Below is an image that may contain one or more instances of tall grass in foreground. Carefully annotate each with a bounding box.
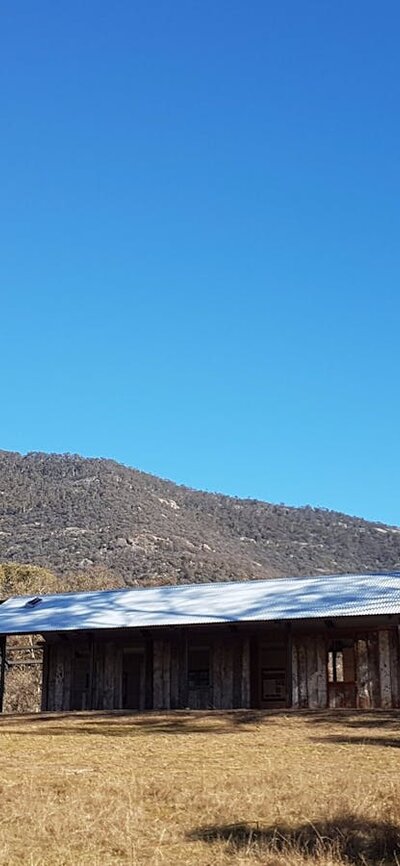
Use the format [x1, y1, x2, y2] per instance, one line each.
[0, 710, 399, 865]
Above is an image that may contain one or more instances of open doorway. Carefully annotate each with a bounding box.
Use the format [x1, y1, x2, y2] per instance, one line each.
[70, 649, 90, 710]
[327, 639, 356, 707]
[259, 641, 287, 709]
[122, 648, 144, 710]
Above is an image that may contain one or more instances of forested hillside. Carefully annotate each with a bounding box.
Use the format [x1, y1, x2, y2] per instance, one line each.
[1, 450, 399, 585]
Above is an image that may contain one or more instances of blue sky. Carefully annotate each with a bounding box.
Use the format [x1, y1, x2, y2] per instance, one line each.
[1, 1, 399, 525]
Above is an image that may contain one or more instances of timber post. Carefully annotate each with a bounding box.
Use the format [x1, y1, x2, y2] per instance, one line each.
[0, 635, 6, 713]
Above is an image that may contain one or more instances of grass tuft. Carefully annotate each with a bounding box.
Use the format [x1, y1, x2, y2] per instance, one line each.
[0, 709, 399, 864]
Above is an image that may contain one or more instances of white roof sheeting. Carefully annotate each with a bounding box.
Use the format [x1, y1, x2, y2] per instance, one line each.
[0, 572, 400, 635]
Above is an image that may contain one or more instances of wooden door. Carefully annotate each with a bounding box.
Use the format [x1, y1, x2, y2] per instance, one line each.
[187, 645, 211, 709]
[122, 650, 143, 710]
[70, 650, 90, 710]
[259, 642, 287, 708]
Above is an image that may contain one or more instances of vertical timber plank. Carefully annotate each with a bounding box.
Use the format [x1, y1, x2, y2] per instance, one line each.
[367, 633, 380, 708]
[41, 643, 50, 711]
[232, 638, 243, 708]
[63, 644, 72, 711]
[153, 640, 162, 709]
[241, 638, 250, 708]
[93, 643, 105, 711]
[389, 629, 400, 708]
[249, 637, 259, 708]
[163, 640, 171, 709]
[145, 639, 153, 710]
[103, 642, 115, 709]
[286, 627, 292, 708]
[356, 639, 370, 708]
[54, 645, 65, 711]
[216, 641, 224, 708]
[88, 636, 95, 711]
[0, 636, 5, 713]
[212, 641, 222, 708]
[222, 639, 234, 709]
[114, 644, 123, 710]
[170, 635, 180, 709]
[291, 640, 299, 709]
[153, 640, 171, 710]
[178, 631, 188, 709]
[298, 643, 308, 708]
[212, 638, 234, 709]
[46, 644, 57, 711]
[316, 635, 327, 709]
[379, 630, 392, 709]
[306, 638, 319, 709]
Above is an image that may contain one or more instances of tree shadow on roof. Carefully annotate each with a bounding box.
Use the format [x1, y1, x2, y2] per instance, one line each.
[188, 813, 400, 865]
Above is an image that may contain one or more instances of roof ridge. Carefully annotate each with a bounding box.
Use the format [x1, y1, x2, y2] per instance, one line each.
[6, 569, 400, 603]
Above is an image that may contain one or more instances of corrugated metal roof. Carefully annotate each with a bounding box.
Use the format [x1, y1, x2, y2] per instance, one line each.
[0, 572, 400, 634]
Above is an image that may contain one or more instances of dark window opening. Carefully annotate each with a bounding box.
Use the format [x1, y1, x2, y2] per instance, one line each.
[188, 646, 210, 690]
[261, 670, 286, 701]
[328, 640, 355, 684]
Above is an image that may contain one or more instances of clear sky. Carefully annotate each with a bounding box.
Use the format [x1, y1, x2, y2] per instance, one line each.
[1, 1, 399, 526]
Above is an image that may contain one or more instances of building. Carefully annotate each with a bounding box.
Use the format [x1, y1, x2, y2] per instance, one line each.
[0, 571, 400, 712]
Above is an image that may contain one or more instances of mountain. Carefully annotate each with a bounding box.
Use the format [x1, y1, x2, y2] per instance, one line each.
[0, 449, 399, 587]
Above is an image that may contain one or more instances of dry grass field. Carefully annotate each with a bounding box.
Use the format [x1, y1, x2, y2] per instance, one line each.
[0, 710, 400, 866]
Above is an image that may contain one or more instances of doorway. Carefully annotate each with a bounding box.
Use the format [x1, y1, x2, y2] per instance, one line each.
[259, 641, 287, 708]
[122, 649, 144, 710]
[70, 649, 90, 710]
[327, 639, 356, 707]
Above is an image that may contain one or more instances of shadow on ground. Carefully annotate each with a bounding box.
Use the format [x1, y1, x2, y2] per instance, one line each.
[311, 734, 400, 749]
[0, 709, 291, 737]
[307, 711, 400, 730]
[188, 813, 400, 865]
[0, 709, 400, 741]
